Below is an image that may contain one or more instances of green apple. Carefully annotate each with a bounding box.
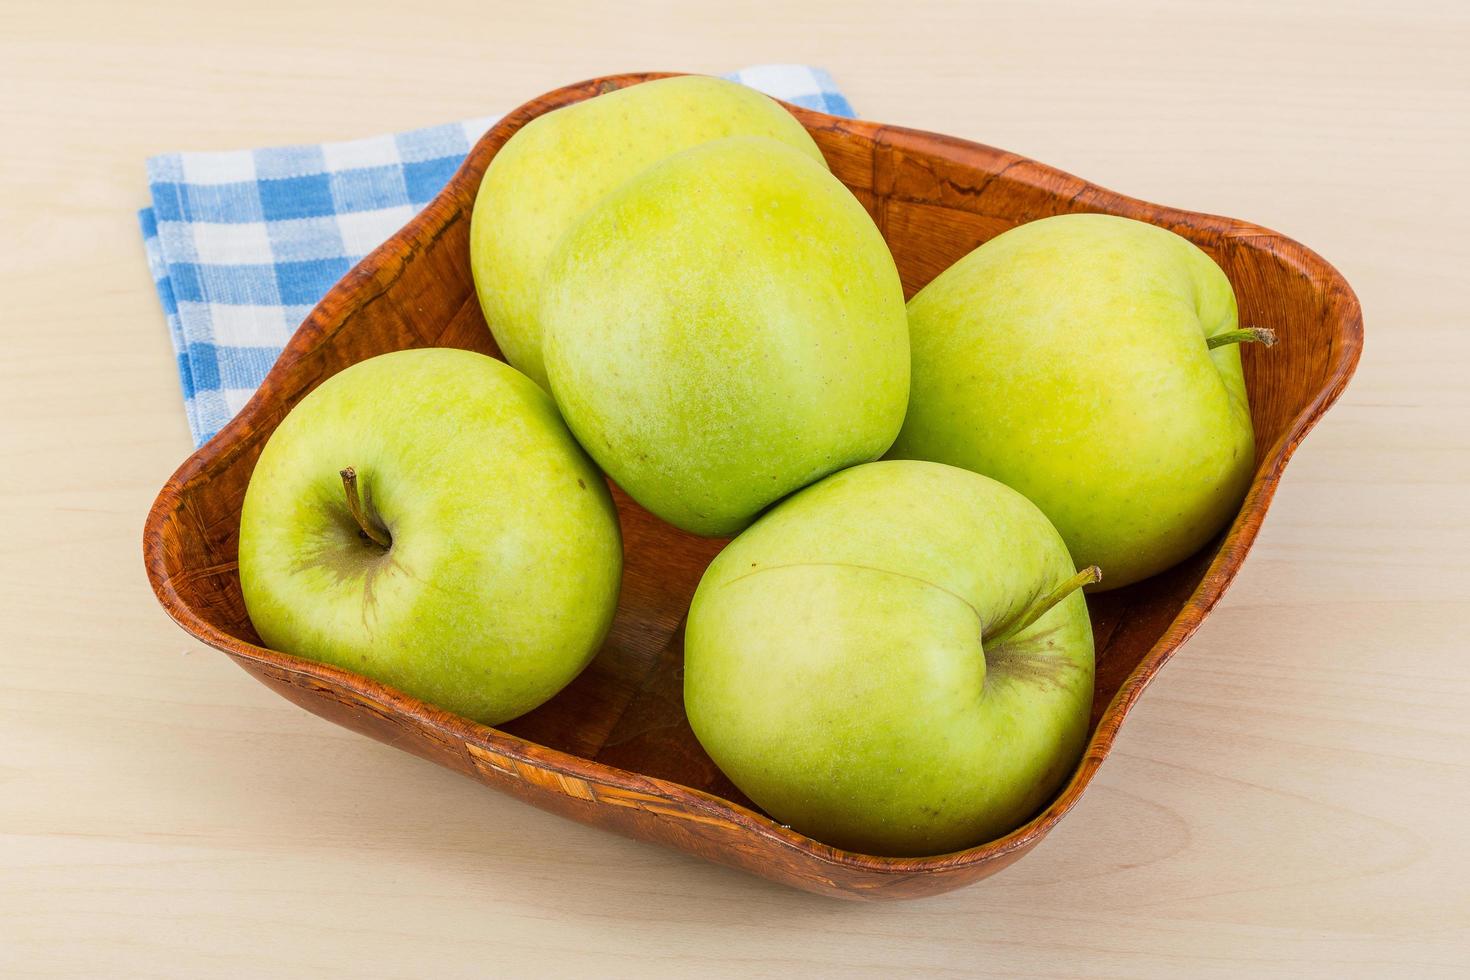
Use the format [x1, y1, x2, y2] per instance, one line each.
[889, 213, 1272, 590]
[684, 460, 1096, 856]
[238, 348, 622, 726]
[540, 136, 909, 537]
[470, 74, 825, 390]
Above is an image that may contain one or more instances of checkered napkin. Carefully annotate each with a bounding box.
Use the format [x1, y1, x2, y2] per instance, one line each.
[140, 65, 855, 446]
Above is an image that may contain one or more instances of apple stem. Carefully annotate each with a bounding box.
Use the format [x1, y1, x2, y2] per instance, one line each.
[1207, 327, 1277, 350]
[339, 467, 391, 550]
[987, 565, 1102, 646]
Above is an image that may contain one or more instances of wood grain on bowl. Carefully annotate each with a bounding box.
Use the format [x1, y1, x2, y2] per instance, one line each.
[142, 72, 1363, 900]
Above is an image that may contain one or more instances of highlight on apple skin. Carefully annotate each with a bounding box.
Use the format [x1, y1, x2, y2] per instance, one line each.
[237, 348, 623, 726]
[683, 459, 1096, 857]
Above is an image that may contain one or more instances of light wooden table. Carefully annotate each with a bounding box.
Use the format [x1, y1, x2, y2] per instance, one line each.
[3, 1, 1467, 976]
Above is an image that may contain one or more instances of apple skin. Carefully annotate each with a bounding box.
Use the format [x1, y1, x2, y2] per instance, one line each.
[541, 136, 910, 537]
[238, 348, 623, 726]
[684, 459, 1094, 857]
[470, 75, 825, 390]
[888, 213, 1256, 590]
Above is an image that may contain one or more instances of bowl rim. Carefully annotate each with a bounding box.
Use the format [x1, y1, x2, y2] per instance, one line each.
[142, 71, 1365, 877]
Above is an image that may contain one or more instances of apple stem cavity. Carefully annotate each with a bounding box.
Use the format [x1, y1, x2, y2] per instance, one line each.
[339, 467, 392, 550]
[1207, 326, 1277, 351]
[987, 565, 1102, 647]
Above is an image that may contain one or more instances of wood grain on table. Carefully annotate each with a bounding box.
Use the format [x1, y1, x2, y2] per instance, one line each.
[2, 0, 1467, 976]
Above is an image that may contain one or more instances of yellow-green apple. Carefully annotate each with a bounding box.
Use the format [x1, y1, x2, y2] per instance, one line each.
[890, 213, 1272, 589]
[470, 75, 825, 389]
[540, 136, 909, 536]
[238, 348, 622, 726]
[684, 459, 1097, 856]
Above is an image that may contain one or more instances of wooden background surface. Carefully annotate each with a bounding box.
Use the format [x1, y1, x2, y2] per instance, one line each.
[2, 0, 1467, 975]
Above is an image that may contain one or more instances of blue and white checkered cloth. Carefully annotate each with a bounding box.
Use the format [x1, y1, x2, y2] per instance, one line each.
[140, 65, 855, 445]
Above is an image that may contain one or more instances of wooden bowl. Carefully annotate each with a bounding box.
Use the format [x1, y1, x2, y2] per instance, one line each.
[142, 72, 1363, 900]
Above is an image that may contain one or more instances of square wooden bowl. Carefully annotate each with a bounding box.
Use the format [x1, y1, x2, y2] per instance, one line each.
[142, 72, 1363, 900]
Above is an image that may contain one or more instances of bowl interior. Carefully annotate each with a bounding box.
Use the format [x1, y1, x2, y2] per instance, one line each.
[148, 77, 1360, 844]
